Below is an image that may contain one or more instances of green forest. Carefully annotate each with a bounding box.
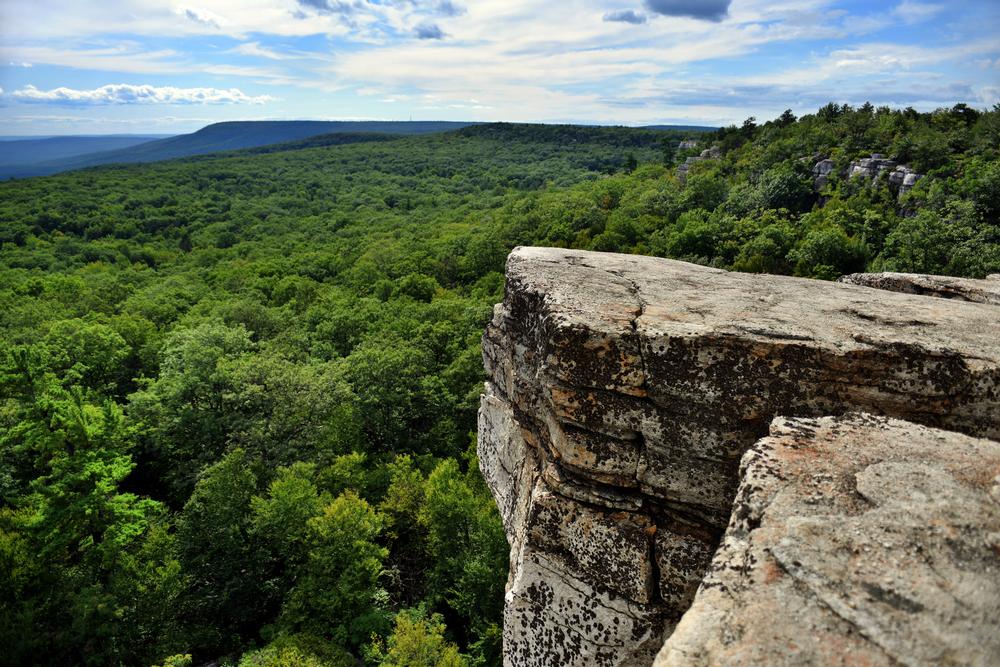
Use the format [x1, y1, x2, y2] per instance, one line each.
[1, 104, 998, 667]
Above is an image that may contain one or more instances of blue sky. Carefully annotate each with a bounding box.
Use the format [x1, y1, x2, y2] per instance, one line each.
[0, 0, 998, 135]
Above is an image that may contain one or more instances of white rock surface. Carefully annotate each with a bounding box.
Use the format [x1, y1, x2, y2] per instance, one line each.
[656, 414, 1000, 667]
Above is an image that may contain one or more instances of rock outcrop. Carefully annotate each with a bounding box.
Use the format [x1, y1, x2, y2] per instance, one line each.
[811, 154, 923, 200]
[676, 146, 721, 183]
[839, 271, 1000, 305]
[479, 247, 1000, 666]
[848, 153, 923, 198]
[655, 414, 1000, 667]
[812, 157, 836, 191]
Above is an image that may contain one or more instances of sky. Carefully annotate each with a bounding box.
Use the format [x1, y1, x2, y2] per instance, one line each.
[0, 0, 998, 135]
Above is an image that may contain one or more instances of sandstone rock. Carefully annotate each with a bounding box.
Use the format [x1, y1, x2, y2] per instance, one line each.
[812, 158, 835, 191]
[848, 154, 923, 200]
[839, 271, 1000, 305]
[505, 547, 668, 667]
[479, 247, 1000, 667]
[677, 140, 699, 150]
[655, 414, 1000, 667]
[850, 154, 898, 180]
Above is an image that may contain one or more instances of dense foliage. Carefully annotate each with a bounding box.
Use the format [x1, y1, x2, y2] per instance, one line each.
[1, 108, 997, 666]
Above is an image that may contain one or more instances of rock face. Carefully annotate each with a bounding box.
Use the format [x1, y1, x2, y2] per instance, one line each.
[479, 247, 1000, 666]
[848, 153, 923, 198]
[812, 158, 836, 191]
[839, 271, 1000, 305]
[811, 154, 923, 199]
[656, 414, 1000, 667]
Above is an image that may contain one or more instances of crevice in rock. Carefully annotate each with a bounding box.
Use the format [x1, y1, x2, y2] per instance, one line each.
[479, 248, 1000, 667]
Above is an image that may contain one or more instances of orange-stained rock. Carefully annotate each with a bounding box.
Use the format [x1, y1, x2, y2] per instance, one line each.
[478, 247, 1000, 667]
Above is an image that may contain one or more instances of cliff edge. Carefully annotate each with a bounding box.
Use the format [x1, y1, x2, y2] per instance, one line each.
[478, 247, 1000, 666]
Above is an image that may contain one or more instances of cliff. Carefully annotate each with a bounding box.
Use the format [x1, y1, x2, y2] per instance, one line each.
[478, 247, 1000, 666]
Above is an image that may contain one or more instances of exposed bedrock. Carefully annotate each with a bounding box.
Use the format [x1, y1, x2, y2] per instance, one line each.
[655, 414, 1000, 667]
[478, 247, 1000, 666]
[839, 271, 1000, 305]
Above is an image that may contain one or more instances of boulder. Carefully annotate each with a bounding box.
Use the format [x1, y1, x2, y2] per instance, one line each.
[655, 414, 1000, 667]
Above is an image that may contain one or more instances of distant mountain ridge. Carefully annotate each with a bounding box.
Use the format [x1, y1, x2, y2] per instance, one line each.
[0, 135, 170, 169]
[0, 120, 718, 179]
[639, 124, 718, 132]
[0, 121, 476, 179]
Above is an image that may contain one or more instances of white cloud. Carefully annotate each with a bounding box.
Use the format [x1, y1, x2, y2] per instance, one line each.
[2, 44, 186, 75]
[892, 0, 943, 24]
[0, 44, 301, 84]
[0, 0, 351, 40]
[0, 0, 996, 127]
[181, 7, 222, 29]
[11, 83, 275, 105]
[232, 41, 290, 59]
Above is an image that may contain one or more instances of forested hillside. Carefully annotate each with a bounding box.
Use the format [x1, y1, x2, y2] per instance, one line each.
[1, 107, 997, 667]
[0, 121, 476, 178]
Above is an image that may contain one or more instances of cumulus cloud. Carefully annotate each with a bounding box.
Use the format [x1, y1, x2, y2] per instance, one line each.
[604, 10, 647, 24]
[644, 0, 730, 22]
[11, 84, 274, 106]
[8, 61, 33, 68]
[415, 23, 445, 39]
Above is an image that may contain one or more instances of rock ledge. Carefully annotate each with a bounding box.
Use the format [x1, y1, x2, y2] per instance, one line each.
[479, 247, 1000, 666]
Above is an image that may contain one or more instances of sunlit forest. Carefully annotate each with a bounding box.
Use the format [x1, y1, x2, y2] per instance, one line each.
[1, 105, 998, 667]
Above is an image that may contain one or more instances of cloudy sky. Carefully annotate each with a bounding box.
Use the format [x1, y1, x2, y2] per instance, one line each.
[0, 0, 998, 135]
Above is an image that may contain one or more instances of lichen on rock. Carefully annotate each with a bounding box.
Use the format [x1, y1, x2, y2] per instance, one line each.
[478, 247, 1000, 667]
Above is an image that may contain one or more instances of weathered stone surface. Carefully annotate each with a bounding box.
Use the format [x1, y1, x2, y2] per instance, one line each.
[850, 153, 896, 178]
[812, 157, 835, 191]
[845, 154, 923, 200]
[839, 271, 1000, 305]
[655, 414, 1000, 667]
[505, 547, 668, 667]
[479, 247, 1000, 667]
[526, 486, 656, 603]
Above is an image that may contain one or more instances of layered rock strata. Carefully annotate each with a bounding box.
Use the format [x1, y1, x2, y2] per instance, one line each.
[656, 414, 1000, 667]
[478, 247, 1000, 666]
[811, 154, 923, 200]
[848, 154, 923, 196]
[839, 271, 1000, 305]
